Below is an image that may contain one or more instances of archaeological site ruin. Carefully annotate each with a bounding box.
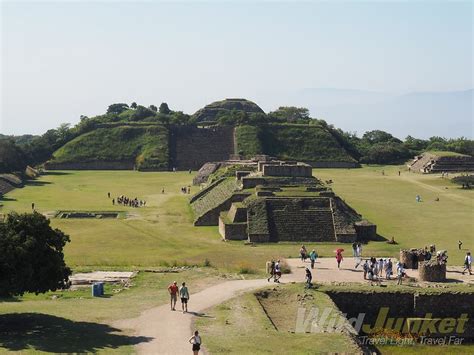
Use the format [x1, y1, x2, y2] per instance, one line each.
[190, 157, 377, 243]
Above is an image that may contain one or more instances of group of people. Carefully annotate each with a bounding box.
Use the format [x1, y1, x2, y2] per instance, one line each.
[267, 259, 282, 283]
[112, 193, 146, 208]
[362, 257, 396, 281]
[167, 281, 190, 313]
[181, 186, 191, 194]
[167, 281, 202, 354]
[299, 245, 318, 269]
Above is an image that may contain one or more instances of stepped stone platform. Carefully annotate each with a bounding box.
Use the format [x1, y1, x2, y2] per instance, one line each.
[191, 158, 375, 243]
[408, 153, 474, 173]
[0, 174, 23, 196]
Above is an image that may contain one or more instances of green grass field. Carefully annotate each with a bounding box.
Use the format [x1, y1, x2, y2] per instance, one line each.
[1, 166, 471, 268]
[0, 166, 472, 353]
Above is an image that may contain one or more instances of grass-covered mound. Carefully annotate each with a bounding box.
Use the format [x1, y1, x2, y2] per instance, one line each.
[235, 124, 357, 163]
[193, 98, 264, 123]
[51, 125, 169, 170]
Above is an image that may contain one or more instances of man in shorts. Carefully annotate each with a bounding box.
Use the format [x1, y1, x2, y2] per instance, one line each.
[179, 282, 190, 313]
[167, 281, 179, 311]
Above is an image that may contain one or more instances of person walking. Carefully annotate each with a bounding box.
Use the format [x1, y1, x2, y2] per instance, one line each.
[267, 260, 275, 282]
[396, 262, 406, 285]
[462, 252, 472, 275]
[189, 330, 202, 354]
[167, 281, 179, 311]
[179, 282, 190, 313]
[356, 243, 362, 257]
[300, 245, 308, 262]
[335, 249, 343, 269]
[386, 259, 393, 280]
[309, 249, 318, 269]
[274, 260, 282, 283]
[363, 260, 369, 279]
[378, 259, 384, 279]
[305, 267, 313, 289]
[351, 242, 357, 257]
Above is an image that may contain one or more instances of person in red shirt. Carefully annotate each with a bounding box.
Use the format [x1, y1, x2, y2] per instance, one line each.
[168, 281, 179, 311]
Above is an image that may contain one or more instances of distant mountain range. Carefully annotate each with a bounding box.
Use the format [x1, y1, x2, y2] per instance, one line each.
[255, 88, 473, 139]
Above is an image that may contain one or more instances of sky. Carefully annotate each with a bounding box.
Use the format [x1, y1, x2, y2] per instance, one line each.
[1, 0, 473, 136]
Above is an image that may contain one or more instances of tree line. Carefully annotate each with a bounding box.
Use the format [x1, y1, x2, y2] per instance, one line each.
[0, 102, 472, 173]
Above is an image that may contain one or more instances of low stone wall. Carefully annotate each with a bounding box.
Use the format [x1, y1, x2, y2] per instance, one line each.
[45, 161, 135, 170]
[241, 176, 317, 189]
[262, 164, 312, 177]
[227, 203, 247, 223]
[218, 216, 247, 240]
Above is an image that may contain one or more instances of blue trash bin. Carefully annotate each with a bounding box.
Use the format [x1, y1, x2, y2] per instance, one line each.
[98, 282, 104, 296]
[92, 282, 105, 297]
[92, 283, 99, 297]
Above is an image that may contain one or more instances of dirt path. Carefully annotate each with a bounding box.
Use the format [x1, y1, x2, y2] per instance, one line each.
[114, 279, 268, 354]
[114, 258, 472, 354]
[285, 257, 474, 284]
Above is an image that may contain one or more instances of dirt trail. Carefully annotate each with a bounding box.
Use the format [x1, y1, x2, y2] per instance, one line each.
[114, 258, 472, 354]
[114, 279, 267, 355]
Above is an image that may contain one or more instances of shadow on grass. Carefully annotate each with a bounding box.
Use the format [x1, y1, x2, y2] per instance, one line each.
[24, 180, 52, 186]
[43, 171, 71, 176]
[0, 313, 152, 353]
[0, 197, 16, 202]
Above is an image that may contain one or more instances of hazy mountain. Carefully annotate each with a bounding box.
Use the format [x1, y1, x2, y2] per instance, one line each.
[256, 88, 473, 139]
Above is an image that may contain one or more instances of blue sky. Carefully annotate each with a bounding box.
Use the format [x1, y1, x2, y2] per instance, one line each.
[1, 1, 472, 135]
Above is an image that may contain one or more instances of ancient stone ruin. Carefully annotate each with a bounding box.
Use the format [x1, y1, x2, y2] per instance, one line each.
[418, 260, 447, 282]
[190, 158, 377, 243]
[408, 152, 474, 173]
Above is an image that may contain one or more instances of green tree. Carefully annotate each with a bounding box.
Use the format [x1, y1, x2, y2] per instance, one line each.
[0, 139, 27, 173]
[131, 106, 155, 121]
[0, 212, 71, 297]
[268, 106, 310, 123]
[106, 103, 129, 114]
[149, 105, 158, 112]
[362, 130, 401, 145]
[159, 102, 171, 115]
[130, 102, 138, 109]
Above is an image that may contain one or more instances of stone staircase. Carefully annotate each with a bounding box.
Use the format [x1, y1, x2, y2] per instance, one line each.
[170, 126, 235, 170]
[266, 198, 336, 242]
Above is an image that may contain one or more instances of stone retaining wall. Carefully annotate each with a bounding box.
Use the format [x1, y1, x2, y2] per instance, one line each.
[327, 290, 474, 338]
[169, 126, 235, 170]
[218, 217, 247, 240]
